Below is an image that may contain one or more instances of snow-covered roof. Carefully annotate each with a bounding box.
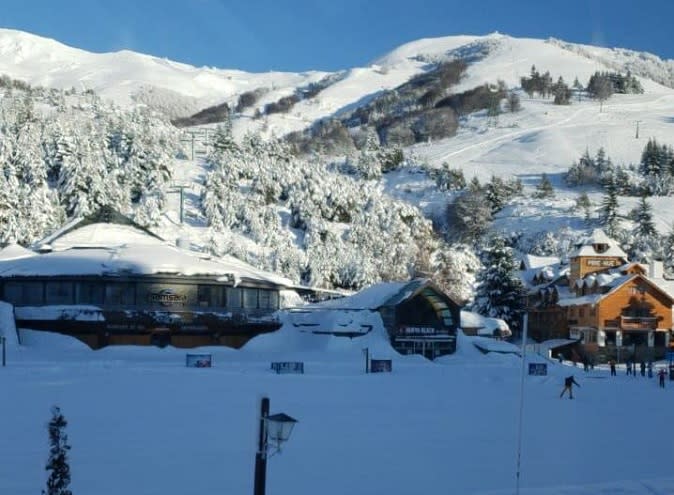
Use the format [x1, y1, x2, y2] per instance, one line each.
[286, 308, 383, 337]
[472, 336, 521, 354]
[0, 243, 37, 261]
[556, 293, 603, 307]
[309, 279, 425, 310]
[570, 229, 627, 259]
[460, 310, 511, 337]
[41, 223, 165, 250]
[520, 253, 560, 271]
[0, 243, 293, 286]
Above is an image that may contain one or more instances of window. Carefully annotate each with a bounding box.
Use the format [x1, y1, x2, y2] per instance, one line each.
[77, 282, 104, 305]
[197, 285, 222, 307]
[258, 289, 272, 309]
[45, 281, 75, 305]
[3, 281, 44, 306]
[579, 307, 585, 318]
[105, 283, 136, 306]
[243, 288, 258, 309]
[226, 287, 242, 309]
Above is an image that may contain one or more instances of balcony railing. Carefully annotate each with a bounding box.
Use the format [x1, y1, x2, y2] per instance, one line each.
[620, 316, 658, 330]
[603, 316, 658, 330]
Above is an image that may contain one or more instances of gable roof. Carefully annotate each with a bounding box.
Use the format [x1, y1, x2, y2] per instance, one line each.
[309, 278, 461, 310]
[35, 205, 164, 250]
[0, 243, 38, 261]
[569, 228, 627, 259]
[559, 273, 674, 307]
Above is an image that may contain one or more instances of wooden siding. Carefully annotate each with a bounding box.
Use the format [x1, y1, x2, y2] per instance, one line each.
[596, 277, 672, 331]
[569, 256, 624, 287]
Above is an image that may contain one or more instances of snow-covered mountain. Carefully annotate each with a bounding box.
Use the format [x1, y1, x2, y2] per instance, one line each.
[1, 28, 672, 127]
[2, 28, 674, 296]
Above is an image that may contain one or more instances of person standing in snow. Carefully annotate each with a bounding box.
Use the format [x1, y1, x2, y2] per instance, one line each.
[658, 368, 666, 388]
[640, 361, 646, 377]
[560, 375, 580, 399]
[609, 359, 616, 376]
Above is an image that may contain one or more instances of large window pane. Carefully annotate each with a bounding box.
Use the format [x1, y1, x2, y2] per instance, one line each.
[197, 285, 223, 307]
[105, 283, 136, 306]
[226, 288, 241, 309]
[243, 288, 258, 309]
[258, 290, 271, 309]
[77, 282, 104, 305]
[3, 281, 44, 306]
[45, 281, 74, 305]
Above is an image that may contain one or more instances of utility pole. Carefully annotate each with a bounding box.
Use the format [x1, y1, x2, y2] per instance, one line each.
[191, 132, 195, 160]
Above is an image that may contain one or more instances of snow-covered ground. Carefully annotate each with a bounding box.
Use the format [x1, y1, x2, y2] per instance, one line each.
[2, 324, 674, 495]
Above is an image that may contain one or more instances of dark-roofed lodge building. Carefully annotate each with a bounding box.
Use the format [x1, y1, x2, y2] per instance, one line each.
[0, 207, 292, 349]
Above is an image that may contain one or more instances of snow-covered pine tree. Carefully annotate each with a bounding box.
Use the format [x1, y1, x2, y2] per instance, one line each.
[663, 222, 674, 277]
[446, 189, 492, 244]
[470, 235, 526, 335]
[639, 138, 673, 195]
[575, 192, 592, 221]
[433, 243, 480, 304]
[599, 176, 620, 237]
[354, 132, 382, 180]
[628, 196, 660, 262]
[533, 173, 555, 199]
[56, 125, 109, 217]
[211, 119, 239, 156]
[43, 406, 72, 495]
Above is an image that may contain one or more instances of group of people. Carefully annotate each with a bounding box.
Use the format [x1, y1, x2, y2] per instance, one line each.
[609, 359, 651, 377]
[607, 359, 668, 387]
[561, 358, 670, 399]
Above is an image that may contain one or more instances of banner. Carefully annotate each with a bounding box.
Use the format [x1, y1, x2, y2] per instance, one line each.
[370, 359, 392, 373]
[186, 354, 212, 368]
[271, 361, 304, 374]
[528, 363, 547, 376]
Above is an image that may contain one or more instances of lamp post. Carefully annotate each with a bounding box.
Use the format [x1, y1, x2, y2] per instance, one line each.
[253, 397, 298, 495]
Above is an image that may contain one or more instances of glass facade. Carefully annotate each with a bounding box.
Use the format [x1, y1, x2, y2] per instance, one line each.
[3, 281, 43, 306]
[77, 282, 105, 305]
[45, 281, 75, 305]
[2, 279, 281, 311]
[105, 282, 136, 306]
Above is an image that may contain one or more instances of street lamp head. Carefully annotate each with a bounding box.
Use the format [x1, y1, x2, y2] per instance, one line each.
[265, 413, 298, 447]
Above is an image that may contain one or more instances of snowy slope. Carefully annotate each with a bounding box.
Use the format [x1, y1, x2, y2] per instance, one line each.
[1, 28, 672, 129]
[3, 327, 674, 495]
[3, 28, 674, 272]
[0, 28, 326, 116]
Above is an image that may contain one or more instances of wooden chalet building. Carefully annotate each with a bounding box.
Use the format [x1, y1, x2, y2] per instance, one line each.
[523, 229, 674, 363]
[0, 207, 293, 349]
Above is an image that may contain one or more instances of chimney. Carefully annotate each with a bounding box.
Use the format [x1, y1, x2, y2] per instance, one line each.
[649, 260, 663, 279]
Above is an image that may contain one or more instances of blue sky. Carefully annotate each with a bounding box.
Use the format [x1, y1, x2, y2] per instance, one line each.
[1, 0, 673, 72]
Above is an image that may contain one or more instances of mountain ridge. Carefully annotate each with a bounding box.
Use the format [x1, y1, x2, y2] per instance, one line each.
[1, 28, 672, 127]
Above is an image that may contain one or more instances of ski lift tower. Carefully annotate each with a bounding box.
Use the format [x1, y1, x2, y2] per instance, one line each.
[169, 183, 190, 224]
